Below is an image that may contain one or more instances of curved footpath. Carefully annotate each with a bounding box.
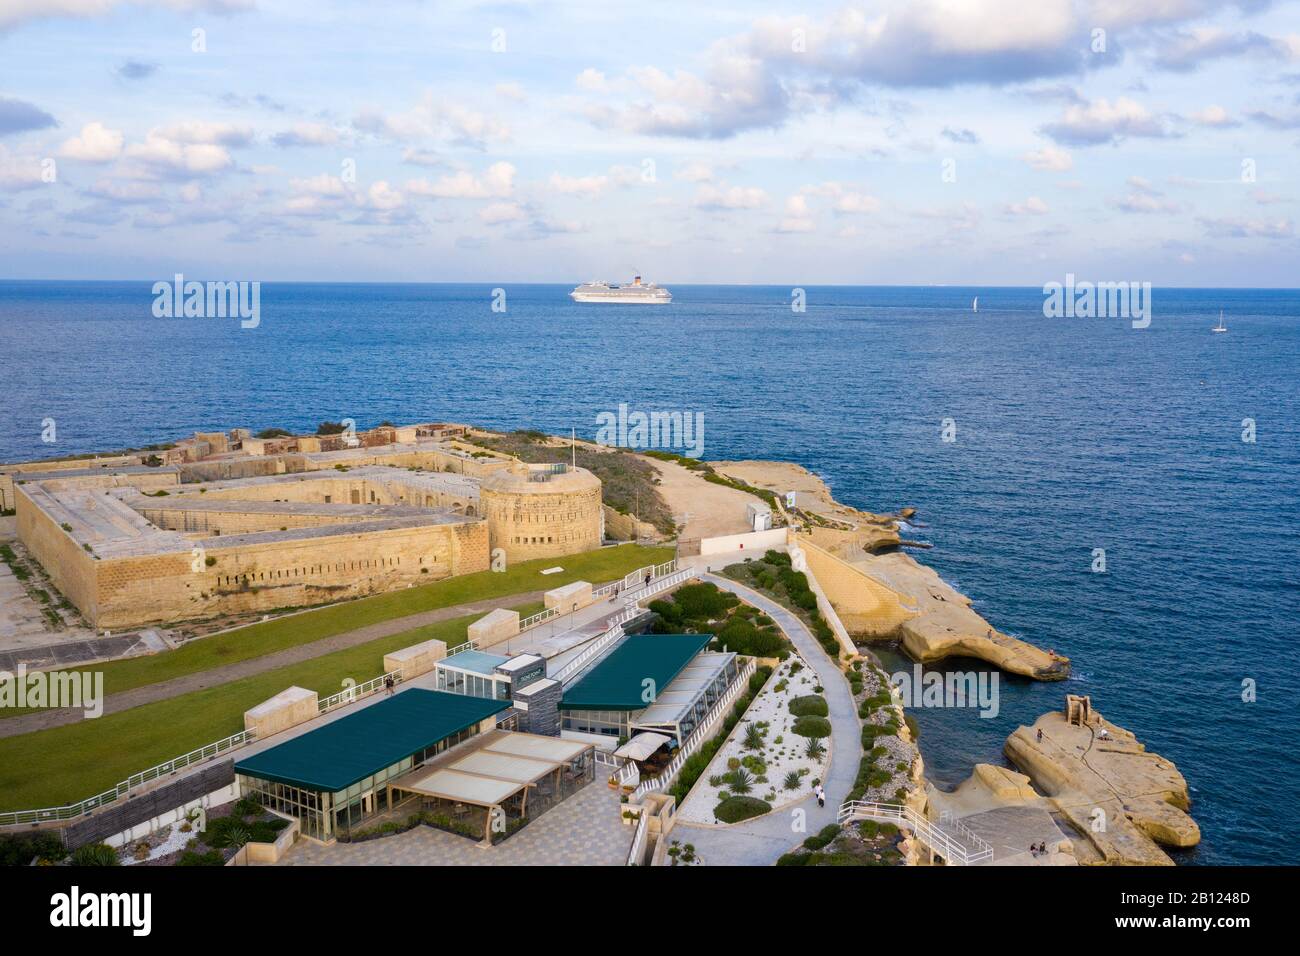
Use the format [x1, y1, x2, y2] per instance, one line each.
[669, 573, 860, 866]
[0, 590, 546, 739]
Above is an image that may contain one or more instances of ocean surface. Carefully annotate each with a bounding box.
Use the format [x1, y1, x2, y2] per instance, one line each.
[1, 280, 1297, 865]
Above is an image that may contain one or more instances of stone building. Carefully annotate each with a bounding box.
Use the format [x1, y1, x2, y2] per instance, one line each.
[479, 462, 604, 563]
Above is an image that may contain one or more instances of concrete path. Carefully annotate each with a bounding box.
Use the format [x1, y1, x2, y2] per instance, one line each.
[669, 573, 860, 866]
[0, 590, 546, 739]
[276, 780, 631, 866]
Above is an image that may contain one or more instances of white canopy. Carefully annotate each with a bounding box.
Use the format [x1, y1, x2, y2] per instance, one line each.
[614, 731, 672, 762]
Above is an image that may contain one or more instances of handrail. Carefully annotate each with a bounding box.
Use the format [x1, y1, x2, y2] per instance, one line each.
[553, 624, 626, 685]
[0, 728, 257, 828]
[317, 670, 403, 715]
[626, 810, 651, 866]
[630, 657, 756, 801]
[838, 801, 993, 865]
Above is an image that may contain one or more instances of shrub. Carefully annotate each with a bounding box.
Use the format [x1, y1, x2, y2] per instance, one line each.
[69, 843, 119, 866]
[776, 851, 812, 866]
[713, 796, 771, 824]
[0, 832, 66, 866]
[792, 715, 832, 738]
[803, 824, 841, 851]
[788, 694, 829, 718]
[726, 769, 754, 795]
[804, 737, 826, 760]
[672, 582, 739, 621]
[742, 723, 765, 751]
[782, 770, 802, 791]
[177, 849, 225, 866]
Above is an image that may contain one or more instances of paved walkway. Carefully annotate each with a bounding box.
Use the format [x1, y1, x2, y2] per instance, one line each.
[0, 590, 546, 738]
[669, 573, 860, 866]
[276, 780, 632, 866]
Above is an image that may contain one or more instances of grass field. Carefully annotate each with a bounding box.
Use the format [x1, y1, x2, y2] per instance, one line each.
[0, 544, 671, 720]
[0, 609, 504, 811]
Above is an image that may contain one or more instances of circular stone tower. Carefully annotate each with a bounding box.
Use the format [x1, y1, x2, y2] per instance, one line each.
[480, 462, 603, 563]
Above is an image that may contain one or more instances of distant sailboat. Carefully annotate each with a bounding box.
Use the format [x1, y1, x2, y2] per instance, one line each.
[1212, 310, 1227, 333]
[972, 296, 978, 313]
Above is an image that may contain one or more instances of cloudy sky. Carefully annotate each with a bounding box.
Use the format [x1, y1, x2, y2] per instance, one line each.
[2, 0, 1299, 285]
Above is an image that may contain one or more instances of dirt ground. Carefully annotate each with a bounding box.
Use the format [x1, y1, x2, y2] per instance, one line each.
[643, 457, 758, 540]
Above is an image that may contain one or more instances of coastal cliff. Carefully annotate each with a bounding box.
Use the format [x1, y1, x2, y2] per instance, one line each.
[1003, 707, 1200, 865]
[710, 460, 1068, 680]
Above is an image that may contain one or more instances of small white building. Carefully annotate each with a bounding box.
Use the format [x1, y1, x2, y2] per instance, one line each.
[747, 501, 773, 532]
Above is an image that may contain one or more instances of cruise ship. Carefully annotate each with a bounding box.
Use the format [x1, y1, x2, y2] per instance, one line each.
[570, 276, 672, 304]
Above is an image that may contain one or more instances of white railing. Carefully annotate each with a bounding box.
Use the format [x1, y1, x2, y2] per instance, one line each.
[837, 801, 993, 866]
[0, 728, 257, 828]
[553, 624, 626, 685]
[626, 811, 651, 866]
[615, 760, 640, 787]
[519, 606, 560, 631]
[318, 670, 403, 715]
[593, 750, 623, 773]
[444, 640, 480, 659]
[630, 657, 757, 801]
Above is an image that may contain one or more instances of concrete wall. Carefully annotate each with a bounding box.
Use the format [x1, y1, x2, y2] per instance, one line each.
[468, 608, 520, 648]
[794, 535, 913, 636]
[698, 527, 789, 556]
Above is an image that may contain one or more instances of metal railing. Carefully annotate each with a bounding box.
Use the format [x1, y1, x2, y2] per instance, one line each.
[630, 656, 757, 801]
[626, 811, 651, 866]
[837, 801, 993, 866]
[443, 639, 480, 659]
[0, 728, 256, 828]
[318, 670, 403, 715]
[552, 624, 626, 685]
[518, 606, 560, 631]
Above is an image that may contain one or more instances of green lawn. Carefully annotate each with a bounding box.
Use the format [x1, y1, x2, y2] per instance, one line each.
[0, 610, 498, 811]
[1, 543, 671, 720]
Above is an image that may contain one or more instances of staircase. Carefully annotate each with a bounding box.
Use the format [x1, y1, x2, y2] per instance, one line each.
[838, 801, 993, 866]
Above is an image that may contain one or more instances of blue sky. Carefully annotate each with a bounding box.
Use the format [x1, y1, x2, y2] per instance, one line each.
[2, 0, 1299, 285]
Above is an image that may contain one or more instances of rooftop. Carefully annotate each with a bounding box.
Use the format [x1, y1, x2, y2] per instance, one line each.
[234, 689, 508, 792]
[559, 633, 712, 712]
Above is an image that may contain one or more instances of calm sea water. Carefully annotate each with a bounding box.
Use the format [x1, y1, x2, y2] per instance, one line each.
[1, 280, 1297, 865]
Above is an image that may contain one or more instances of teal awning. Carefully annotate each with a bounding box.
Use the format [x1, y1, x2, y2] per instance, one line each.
[559, 633, 711, 712]
[235, 689, 507, 792]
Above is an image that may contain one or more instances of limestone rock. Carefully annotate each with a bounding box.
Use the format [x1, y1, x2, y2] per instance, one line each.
[1004, 710, 1200, 866]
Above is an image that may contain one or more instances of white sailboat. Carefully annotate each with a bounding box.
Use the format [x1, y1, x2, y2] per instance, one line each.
[972, 296, 978, 313]
[1212, 310, 1227, 333]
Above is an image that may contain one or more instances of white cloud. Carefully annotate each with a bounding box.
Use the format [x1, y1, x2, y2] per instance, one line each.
[1040, 97, 1172, 146]
[59, 122, 123, 162]
[694, 183, 769, 210]
[1189, 105, 1239, 128]
[1022, 144, 1073, 171]
[0, 0, 254, 33]
[548, 172, 608, 196]
[406, 161, 515, 199]
[1005, 196, 1049, 215]
[675, 162, 714, 183]
[354, 94, 510, 149]
[575, 68, 608, 91]
[479, 201, 525, 225]
[0, 144, 46, 191]
[272, 122, 341, 147]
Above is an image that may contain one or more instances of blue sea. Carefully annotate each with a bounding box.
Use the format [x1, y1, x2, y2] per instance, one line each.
[1, 280, 1296, 865]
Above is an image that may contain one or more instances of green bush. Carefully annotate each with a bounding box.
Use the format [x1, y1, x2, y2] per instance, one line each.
[672, 582, 739, 621]
[788, 694, 829, 718]
[69, 843, 119, 866]
[776, 851, 811, 866]
[178, 849, 225, 866]
[0, 832, 65, 867]
[803, 824, 841, 851]
[713, 796, 771, 824]
[792, 715, 832, 738]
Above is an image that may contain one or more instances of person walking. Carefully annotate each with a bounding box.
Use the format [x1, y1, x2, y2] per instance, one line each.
[384, 675, 395, 697]
[815, 783, 825, 808]
[644, 571, 652, 590]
